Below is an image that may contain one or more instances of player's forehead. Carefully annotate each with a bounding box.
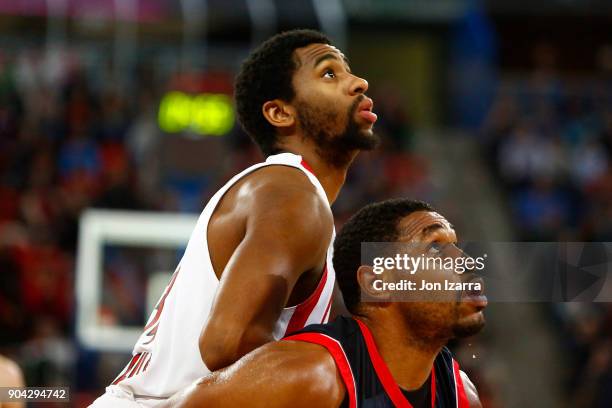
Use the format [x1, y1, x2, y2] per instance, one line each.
[293, 43, 348, 69]
[396, 211, 455, 242]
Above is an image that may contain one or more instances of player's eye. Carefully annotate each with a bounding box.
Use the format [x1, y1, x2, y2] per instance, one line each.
[323, 69, 336, 79]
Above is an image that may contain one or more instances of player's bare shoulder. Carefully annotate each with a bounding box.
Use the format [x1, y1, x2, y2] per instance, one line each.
[243, 165, 330, 214]
[207, 164, 332, 279]
[240, 165, 333, 241]
[215, 340, 345, 408]
[248, 340, 345, 408]
[213, 164, 332, 228]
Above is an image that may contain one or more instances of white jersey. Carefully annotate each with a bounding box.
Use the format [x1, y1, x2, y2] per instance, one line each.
[104, 153, 336, 406]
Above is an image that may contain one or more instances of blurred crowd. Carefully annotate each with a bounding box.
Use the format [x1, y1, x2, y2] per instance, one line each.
[483, 42, 612, 407]
[0, 48, 159, 400]
[483, 43, 612, 242]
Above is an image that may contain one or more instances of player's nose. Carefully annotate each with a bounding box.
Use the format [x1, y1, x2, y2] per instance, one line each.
[349, 75, 368, 95]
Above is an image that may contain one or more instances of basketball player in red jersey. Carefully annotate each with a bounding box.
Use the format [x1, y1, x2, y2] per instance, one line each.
[92, 30, 379, 407]
[164, 199, 484, 408]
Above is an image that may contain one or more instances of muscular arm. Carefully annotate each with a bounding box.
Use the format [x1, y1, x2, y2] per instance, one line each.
[167, 340, 345, 408]
[200, 167, 333, 371]
[460, 370, 483, 408]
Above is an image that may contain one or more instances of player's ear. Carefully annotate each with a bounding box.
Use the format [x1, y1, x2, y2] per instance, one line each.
[357, 265, 392, 303]
[262, 99, 295, 128]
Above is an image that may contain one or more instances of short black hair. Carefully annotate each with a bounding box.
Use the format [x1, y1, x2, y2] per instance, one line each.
[234, 29, 331, 156]
[333, 199, 435, 313]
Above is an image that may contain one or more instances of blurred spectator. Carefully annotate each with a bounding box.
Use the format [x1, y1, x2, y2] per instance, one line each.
[484, 40, 612, 406]
[498, 119, 565, 186]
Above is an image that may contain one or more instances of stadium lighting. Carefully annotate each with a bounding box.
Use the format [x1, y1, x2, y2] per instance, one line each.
[158, 91, 235, 136]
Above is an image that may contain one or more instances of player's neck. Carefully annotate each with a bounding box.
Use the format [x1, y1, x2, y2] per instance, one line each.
[358, 311, 446, 392]
[274, 144, 357, 204]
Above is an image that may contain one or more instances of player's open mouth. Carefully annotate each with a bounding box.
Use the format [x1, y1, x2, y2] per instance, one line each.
[357, 97, 377, 124]
[461, 276, 487, 311]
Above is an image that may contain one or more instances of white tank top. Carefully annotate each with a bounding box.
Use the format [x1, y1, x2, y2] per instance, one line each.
[106, 153, 336, 405]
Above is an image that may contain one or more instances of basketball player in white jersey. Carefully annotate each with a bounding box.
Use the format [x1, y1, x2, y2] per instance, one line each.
[91, 29, 379, 407]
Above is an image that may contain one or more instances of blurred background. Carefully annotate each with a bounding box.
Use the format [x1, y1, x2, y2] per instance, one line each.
[0, 0, 611, 406]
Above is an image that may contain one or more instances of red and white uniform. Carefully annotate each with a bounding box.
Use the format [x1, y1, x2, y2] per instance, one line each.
[91, 153, 336, 407]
